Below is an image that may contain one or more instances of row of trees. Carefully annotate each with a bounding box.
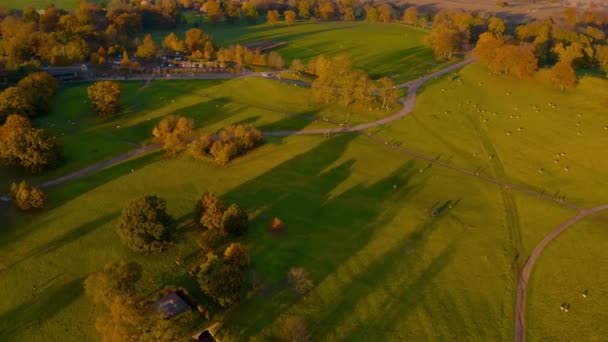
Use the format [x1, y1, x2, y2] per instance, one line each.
[472, 7, 608, 90]
[152, 115, 264, 163]
[0, 71, 57, 120]
[0, 0, 186, 68]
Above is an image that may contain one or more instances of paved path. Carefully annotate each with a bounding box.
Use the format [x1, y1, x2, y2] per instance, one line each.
[32, 58, 475, 190]
[514, 204, 608, 342]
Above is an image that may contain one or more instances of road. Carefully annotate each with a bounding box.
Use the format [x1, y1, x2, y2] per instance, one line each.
[514, 205, 608, 342]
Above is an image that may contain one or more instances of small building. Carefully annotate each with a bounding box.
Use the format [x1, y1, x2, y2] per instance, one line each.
[147, 292, 192, 319]
[42, 63, 93, 81]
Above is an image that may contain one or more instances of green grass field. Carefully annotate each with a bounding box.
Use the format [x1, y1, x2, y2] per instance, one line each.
[0, 76, 398, 193]
[1, 129, 558, 341]
[369, 63, 608, 208]
[1, 17, 607, 342]
[150, 20, 448, 83]
[527, 212, 608, 341]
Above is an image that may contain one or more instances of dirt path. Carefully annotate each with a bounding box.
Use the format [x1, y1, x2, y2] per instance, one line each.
[514, 205, 608, 342]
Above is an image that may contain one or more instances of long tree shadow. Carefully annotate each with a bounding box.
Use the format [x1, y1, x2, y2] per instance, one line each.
[215, 133, 428, 338]
[0, 276, 84, 340]
[0, 213, 118, 273]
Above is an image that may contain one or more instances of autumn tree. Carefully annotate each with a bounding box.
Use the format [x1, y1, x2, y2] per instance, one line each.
[152, 115, 195, 157]
[298, 0, 311, 19]
[17, 72, 57, 117]
[224, 242, 250, 267]
[424, 24, 461, 59]
[222, 203, 248, 235]
[550, 61, 577, 91]
[284, 10, 297, 25]
[402, 7, 418, 25]
[195, 192, 225, 230]
[204, 0, 224, 24]
[489, 43, 538, 78]
[135, 34, 157, 59]
[488, 16, 506, 38]
[10, 181, 45, 210]
[84, 259, 142, 307]
[162, 32, 185, 53]
[596, 44, 608, 73]
[377, 77, 397, 109]
[0, 87, 33, 118]
[0, 114, 58, 173]
[116, 195, 176, 254]
[209, 139, 238, 165]
[365, 6, 378, 23]
[267, 10, 279, 25]
[473, 32, 504, 63]
[318, 2, 335, 20]
[378, 4, 393, 23]
[189, 135, 212, 160]
[87, 81, 121, 118]
[184, 28, 211, 53]
[94, 295, 144, 342]
[267, 51, 285, 69]
[244, 2, 259, 23]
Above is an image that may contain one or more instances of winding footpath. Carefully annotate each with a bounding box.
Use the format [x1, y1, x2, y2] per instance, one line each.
[39, 58, 475, 188]
[514, 205, 608, 342]
[10, 56, 608, 341]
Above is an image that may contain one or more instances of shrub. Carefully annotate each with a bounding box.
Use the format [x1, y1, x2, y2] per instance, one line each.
[10, 181, 45, 210]
[222, 204, 248, 235]
[288, 267, 313, 296]
[269, 217, 286, 231]
[224, 242, 250, 267]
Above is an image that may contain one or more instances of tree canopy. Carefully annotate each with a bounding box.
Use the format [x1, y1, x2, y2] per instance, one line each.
[10, 181, 45, 210]
[0, 114, 58, 173]
[116, 195, 176, 254]
[87, 81, 121, 118]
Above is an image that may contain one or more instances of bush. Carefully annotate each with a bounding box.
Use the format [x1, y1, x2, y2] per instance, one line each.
[496, 1, 508, 7]
[116, 195, 176, 254]
[222, 204, 248, 235]
[269, 217, 286, 231]
[224, 242, 250, 267]
[288, 267, 313, 296]
[10, 181, 45, 210]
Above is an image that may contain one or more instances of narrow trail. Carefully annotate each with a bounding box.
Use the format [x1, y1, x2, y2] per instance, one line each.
[514, 205, 608, 342]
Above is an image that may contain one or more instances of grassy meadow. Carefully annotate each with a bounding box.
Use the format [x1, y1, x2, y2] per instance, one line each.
[1, 128, 574, 341]
[527, 212, 608, 341]
[369, 62, 608, 208]
[149, 19, 448, 83]
[0, 76, 399, 193]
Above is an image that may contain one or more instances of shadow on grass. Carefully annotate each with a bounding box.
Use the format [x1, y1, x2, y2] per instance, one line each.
[0, 276, 84, 340]
[0, 213, 118, 274]
[216, 133, 428, 338]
